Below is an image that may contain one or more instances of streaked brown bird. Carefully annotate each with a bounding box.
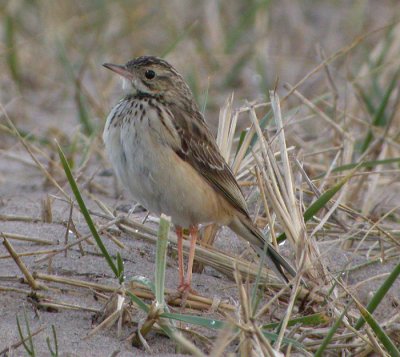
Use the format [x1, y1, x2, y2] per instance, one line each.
[103, 56, 296, 293]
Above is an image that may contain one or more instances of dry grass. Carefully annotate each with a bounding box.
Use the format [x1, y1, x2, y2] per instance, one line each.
[1, 1, 400, 356]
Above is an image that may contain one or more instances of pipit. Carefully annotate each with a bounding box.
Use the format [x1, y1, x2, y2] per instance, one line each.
[103, 56, 296, 293]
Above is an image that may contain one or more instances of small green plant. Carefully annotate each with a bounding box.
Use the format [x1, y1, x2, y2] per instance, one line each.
[46, 325, 59, 357]
[16, 307, 36, 357]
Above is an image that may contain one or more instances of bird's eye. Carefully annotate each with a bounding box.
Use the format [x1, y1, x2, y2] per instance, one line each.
[145, 69, 156, 80]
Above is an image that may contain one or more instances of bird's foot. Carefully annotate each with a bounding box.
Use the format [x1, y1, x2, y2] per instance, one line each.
[178, 283, 199, 307]
[178, 283, 198, 296]
[167, 283, 198, 307]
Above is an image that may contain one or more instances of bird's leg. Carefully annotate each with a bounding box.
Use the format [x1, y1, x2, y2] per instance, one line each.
[183, 225, 198, 291]
[175, 226, 185, 288]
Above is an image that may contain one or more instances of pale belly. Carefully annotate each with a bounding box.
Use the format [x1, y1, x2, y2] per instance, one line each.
[103, 100, 229, 227]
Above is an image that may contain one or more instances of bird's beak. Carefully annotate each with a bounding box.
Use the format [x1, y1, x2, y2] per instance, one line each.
[103, 63, 133, 80]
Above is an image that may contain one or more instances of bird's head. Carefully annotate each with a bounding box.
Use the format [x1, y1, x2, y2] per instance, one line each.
[103, 56, 195, 109]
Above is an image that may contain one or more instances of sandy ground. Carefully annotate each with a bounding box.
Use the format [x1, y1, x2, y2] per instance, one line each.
[0, 150, 251, 356]
[1, 138, 399, 357]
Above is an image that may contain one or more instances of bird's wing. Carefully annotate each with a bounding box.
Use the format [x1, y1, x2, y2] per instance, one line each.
[167, 103, 250, 218]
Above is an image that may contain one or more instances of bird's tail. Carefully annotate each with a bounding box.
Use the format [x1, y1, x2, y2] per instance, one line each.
[229, 215, 296, 282]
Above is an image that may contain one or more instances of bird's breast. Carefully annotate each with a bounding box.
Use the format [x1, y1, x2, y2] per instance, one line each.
[103, 98, 231, 227]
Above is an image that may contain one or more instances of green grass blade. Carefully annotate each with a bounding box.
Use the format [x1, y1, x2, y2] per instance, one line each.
[116, 252, 124, 282]
[278, 163, 361, 243]
[360, 67, 400, 153]
[161, 312, 226, 329]
[162, 311, 305, 349]
[234, 130, 247, 158]
[303, 179, 349, 223]
[56, 40, 94, 135]
[128, 276, 155, 294]
[5, 14, 20, 86]
[57, 144, 121, 281]
[372, 26, 394, 69]
[155, 215, 170, 305]
[127, 291, 150, 314]
[354, 83, 376, 116]
[262, 312, 329, 329]
[46, 325, 58, 357]
[16, 307, 35, 356]
[251, 242, 267, 313]
[354, 262, 400, 330]
[355, 304, 400, 356]
[262, 331, 304, 349]
[314, 157, 400, 179]
[76, 91, 95, 135]
[314, 302, 352, 357]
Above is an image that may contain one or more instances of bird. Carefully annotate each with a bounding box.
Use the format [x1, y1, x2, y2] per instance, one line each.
[102, 56, 296, 293]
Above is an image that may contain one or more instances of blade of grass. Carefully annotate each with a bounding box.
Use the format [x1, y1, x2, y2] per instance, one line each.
[128, 276, 156, 294]
[234, 130, 247, 157]
[161, 311, 304, 349]
[359, 67, 400, 153]
[314, 302, 352, 357]
[161, 312, 225, 330]
[56, 40, 94, 135]
[130, 215, 176, 347]
[16, 307, 35, 356]
[354, 302, 400, 357]
[155, 214, 170, 305]
[262, 312, 330, 329]
[278, 162, 362, 243]
[262, 331, 304, 349]
[354, 261, 400, 330]
[337, 275, 400, 356]
[46, 325, 58, 357]
[126, 291, 150, 314]
[76, 89, 95, 136]
[362, 27, 394, 109]
[116, 253, 124, 281]
[5, 14, 21, 86]
[57, 143, 122, 282]
[251, 242, 267, 313]
[314, 157, 400, 179]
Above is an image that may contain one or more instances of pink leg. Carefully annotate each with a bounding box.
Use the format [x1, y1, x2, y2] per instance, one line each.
[175, 226, 185, 287]
[185, 225, 198, 289]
